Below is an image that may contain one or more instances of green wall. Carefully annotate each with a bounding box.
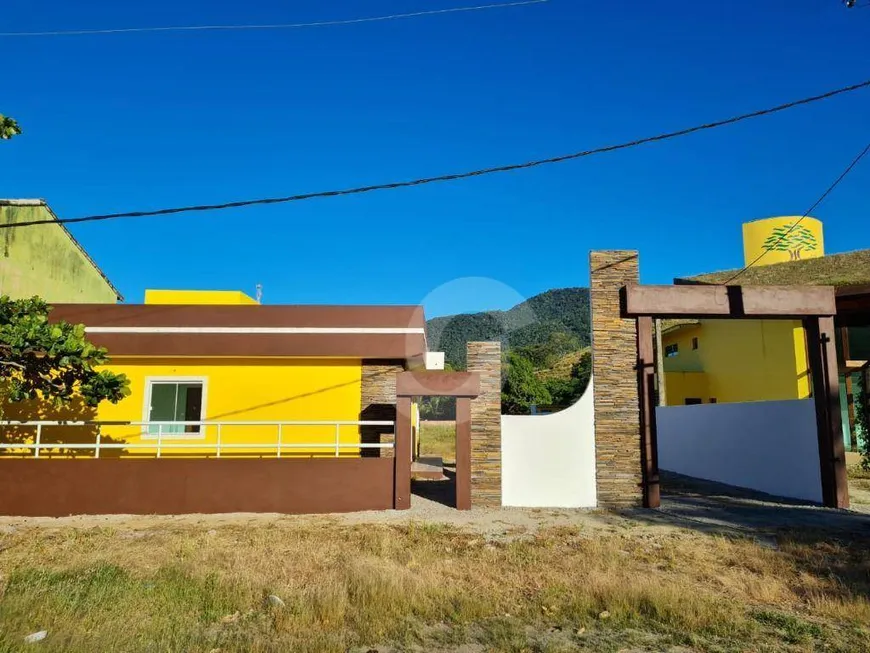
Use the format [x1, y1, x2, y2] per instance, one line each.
[0, 202, 119, 303]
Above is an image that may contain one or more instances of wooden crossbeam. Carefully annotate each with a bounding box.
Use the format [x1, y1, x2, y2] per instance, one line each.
[622, 284, 836, 318]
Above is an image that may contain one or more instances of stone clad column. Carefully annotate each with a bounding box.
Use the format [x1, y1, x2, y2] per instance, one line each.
[590, 250, 642, 508]
[467, 341, 501, 508]
[359, 360, 403, 458]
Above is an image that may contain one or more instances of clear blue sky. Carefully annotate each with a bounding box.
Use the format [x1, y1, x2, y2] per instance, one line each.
[2, 0, 868, 317]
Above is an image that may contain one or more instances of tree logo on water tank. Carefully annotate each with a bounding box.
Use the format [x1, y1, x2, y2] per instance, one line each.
[762, 223, 819, 261]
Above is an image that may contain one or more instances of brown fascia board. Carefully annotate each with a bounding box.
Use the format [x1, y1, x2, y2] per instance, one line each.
[48, 303, 429, 362]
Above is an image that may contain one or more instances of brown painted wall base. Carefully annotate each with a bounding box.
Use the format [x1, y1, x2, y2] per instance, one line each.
[0, 458, 395, 517]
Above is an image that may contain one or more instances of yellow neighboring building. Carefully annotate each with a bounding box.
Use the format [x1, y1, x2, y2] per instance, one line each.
[4, 290, 426, 458]
[663, 217, 870, 451]
[663, 215, 824, 405]
[663, 319, 810, 405]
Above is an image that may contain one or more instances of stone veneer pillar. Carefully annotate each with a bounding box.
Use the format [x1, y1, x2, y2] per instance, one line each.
[359, 360, 404, 458]
[467, 341, 501, 508]
[589, 250, 643, 508]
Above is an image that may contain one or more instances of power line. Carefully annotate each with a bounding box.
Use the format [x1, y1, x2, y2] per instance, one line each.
[4, 77, 870, 231]
[0, 0, 548, 37]
[721, 140, 870, 285]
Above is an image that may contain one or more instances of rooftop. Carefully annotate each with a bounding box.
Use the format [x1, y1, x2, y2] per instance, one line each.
[675, 249, 870, 288]
[0, 199, 123, 301]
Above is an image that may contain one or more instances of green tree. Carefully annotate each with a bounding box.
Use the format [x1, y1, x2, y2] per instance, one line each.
[544, 350, 592, 407]
[0, 296, 130, 413]
[515, 331, 582, 369]
[501, 351, 551, 415]
[857, 378, 870, 471]
[0, 115, 22, 140]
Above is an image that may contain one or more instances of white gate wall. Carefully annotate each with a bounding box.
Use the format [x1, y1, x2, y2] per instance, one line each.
[501, 378, 597, 508]
[655, 399, 823, 503]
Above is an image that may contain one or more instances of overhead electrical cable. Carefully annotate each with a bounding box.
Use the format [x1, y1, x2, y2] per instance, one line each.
[3, 78, 869, 230]
[0, 0, 548, 37]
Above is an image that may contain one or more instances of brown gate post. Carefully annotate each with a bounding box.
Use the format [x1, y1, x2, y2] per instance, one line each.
[455, 397, 472, 510]
[393, 396, 412, 510]
[805, 317, 849, 509]
[637, 316, 660, 508]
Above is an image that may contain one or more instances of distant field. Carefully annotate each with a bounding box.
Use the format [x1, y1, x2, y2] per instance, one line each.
[418, 421, 456, 463]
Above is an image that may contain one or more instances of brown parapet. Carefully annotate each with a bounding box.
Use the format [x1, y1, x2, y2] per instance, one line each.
[0, 458, 395, 517]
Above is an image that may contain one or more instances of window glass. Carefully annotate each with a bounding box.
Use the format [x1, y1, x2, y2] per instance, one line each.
[147, 382, 204, 435]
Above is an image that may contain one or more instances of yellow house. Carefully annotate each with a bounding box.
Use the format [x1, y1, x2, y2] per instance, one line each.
[662, 216, 870, 452]
[5, 290, 425, 458]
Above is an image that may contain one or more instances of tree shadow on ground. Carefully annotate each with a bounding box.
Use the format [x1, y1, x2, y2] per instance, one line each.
[622, 471, 870, 602]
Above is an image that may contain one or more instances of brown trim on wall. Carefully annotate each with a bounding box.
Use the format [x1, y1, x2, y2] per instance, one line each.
[85, 333, 426, 360]
[49, 304, 427, 329]
[0, 458, 394, 517]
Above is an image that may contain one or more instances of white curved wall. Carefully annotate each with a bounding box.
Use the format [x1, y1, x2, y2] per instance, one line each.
[501, 378, 597, 508]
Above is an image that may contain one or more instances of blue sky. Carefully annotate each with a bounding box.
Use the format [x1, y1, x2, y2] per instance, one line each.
[2, 0, 868, 317]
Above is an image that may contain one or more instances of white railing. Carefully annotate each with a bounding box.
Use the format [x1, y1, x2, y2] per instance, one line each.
[0, 420, 395, 459]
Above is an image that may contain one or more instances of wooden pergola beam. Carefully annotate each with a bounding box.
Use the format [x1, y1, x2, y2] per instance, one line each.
[623, 284, 836, 318]
[396, 371, 480, 398]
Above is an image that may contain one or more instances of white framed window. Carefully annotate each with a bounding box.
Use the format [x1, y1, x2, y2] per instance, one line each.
[142, 377, 208, 439]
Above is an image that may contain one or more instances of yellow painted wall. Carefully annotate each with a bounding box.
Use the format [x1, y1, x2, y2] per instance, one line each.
[742, 216, 824, 267]
[3, 358, 365, 458]
[144, 289, 258, 305]
[662, 320, 809, 405]
[665, 371, 709, 406]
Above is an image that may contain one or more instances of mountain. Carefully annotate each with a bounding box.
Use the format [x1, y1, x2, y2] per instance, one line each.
[426, 288, 591, 369]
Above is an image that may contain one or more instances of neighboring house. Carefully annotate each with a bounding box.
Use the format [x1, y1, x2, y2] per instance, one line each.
[4, 290, 426, 457]
[662, 216, 870, 451]
[0, 199, 121, 303]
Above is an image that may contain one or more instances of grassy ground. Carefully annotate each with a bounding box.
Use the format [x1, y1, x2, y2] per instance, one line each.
[419, 421, 457, 463]
[0, 521, 868, 652]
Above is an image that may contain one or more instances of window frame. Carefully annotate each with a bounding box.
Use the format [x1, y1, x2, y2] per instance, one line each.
[665, 343, 679, 358]
[142, 376, 209, 440]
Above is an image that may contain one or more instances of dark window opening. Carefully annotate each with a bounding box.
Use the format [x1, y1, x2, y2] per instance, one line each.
[665, 343, 679, 358]
[685, 397, 702, 405]
[692, 337, 699, 350]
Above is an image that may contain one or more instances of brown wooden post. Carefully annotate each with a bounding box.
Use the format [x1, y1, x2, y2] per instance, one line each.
[455, 397, 472, 510]
[806, 317, 849, 509]
[637, 316, 660, 508]
[394, 396, 412, 510]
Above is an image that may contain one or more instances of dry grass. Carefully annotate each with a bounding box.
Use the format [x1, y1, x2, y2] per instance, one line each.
[0, 522, 868, 652]
[419, 421, 456, 463]
[676, 248, 870, 287]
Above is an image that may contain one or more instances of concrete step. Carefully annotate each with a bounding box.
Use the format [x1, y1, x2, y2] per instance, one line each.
[411, 456, 447, 481]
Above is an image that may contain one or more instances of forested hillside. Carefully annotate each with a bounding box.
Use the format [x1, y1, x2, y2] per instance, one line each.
[426, 288, 590, 369]
[424, 288, 592, 415]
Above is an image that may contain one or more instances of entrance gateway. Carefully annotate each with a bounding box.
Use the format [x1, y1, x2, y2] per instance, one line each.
[622, 278, 848, 509]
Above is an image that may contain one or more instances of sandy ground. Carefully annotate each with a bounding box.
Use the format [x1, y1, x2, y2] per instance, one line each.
[2, 474, 870, 542]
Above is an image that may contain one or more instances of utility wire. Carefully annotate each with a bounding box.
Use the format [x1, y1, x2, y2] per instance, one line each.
[721, 140, 870, 285]
[0, 0, 548, 37]
[3, 77, 870, 231]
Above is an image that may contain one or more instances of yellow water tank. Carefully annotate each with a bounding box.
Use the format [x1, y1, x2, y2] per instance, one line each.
[144, 290, 259, 305]
[742, 216, 824, 267]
